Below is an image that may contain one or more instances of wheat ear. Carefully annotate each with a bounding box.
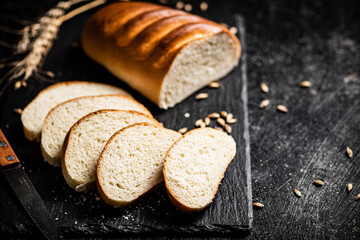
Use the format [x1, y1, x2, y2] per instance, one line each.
[0, 0, 106, 96]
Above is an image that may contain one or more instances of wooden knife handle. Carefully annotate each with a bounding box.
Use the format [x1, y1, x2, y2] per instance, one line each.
[0, 129, 20, 169]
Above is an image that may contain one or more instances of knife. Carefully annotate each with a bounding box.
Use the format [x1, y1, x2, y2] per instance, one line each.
[0, 129, 64, 239]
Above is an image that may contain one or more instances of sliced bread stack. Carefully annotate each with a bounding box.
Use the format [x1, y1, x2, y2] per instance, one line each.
[21, 81, 237, 212]
[21, 81, 132, 141]
[62, 110, 161, 192]
[41, 95, 151, 166]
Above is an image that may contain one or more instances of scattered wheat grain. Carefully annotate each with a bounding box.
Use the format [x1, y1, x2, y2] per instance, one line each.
[261, 83, 269, 93]
[195, 119, 204, 127]
[227, 118, 237, 124]
[178, 127, 188, 134]
[13, 108, 23, 114]
[259, 99, 270, 109]
[355, 194, 360, 201]
[313, 180, 324, 186]
[277, 105, 288, 113]
[346, 147, 353, 158]
[204, 117, 210, 126]
[217, 118, 225, 126]
[208, 113, 220, 118]
[195, 93, 208, 100]
[253, 202, 264, 208]
[220, 111, 227, 118]
[300, 81, 311, 88]
[208, 81, 220, 88]
[225, 124, 232, 133]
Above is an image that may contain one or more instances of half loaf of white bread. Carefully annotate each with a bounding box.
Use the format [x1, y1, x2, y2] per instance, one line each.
[163, 128, 236, 212]
[82, 2, 241, 109]
[97, 123, 181, 207]
[21, 81, 131, 141]
[41, 95, 151, 166]
[62, 110, 160, 192]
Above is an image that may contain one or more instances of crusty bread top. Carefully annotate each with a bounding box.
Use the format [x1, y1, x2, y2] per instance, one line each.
[21, 81, 131, 141]
[163, 127, 236, 212]
[41, 94, 151, 166]
[85, 1, 240, 69]
[97, 122, 181, 207]
[62, 109, 160, 192]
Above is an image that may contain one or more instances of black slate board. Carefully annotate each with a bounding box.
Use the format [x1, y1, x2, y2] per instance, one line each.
[0, 1, 252, 238]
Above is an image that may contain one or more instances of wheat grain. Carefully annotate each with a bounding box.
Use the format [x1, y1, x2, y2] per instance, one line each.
[277, 105, 288, 113]
[253, 202, 264, 208]
[195, 93, 208, 100]
[178, 127, 188, 134]
[347, 183, 353, 192]
[346, 147, 353, 158]
[300, 81, 311, 87]
[217, 118, 225, 126]
[195, 119, 204, 127]
[225, 124, 232, 133]
[13, 108, 23, 114]
[220, 111, 227, 118]
[356, 194, 360, 201]
[294, 189, 301, 197]
[226, 113, 233, 122]
[259, 99, 270, 108]
[313, 180, 324, 186]
[208, 113, 220, 118]
[261, 83, 269, 93]
[227, 118, 237, 124]
[208, 81, 220, 88]
[204, 117, 210, 126]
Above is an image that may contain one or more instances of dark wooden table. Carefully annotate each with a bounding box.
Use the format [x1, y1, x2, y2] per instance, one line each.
[1, 0, 359, 239]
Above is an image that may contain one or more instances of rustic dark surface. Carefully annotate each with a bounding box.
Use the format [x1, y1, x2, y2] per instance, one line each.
[0, 0, 252, 238]
[1, 0, 360, 239]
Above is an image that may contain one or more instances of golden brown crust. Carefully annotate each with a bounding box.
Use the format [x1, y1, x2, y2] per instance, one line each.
[163, 127, 235, 212]
[82, 2, 240, 106]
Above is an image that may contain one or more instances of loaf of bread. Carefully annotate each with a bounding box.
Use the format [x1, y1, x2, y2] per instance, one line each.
[41, 95, 151, 166]
[21, 81, 131, 141]
[82, 2, 240, 109]
[97, 123, 181, 207]
[62, 110, 160, 192]
[163, 128, 236, 212]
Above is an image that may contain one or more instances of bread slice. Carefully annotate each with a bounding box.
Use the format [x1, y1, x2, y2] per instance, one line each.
[97, 123, 181, 207]
[41, 95, 151, 166]
[82, 2, 240, 109]
[163, 128, 236, 212]
[21, 81, 132, 141]
[62, 110, 160, 192]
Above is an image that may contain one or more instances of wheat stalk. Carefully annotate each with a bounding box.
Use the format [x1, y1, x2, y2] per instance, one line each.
[0, 0, 106, 96]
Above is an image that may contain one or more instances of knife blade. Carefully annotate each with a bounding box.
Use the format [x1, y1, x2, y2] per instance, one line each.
[0, 129, 63, 240]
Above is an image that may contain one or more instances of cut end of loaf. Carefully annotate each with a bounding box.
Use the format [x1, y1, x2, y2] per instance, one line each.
[158, 33, 239, 109]
[163, 127, 236, 212]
